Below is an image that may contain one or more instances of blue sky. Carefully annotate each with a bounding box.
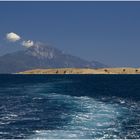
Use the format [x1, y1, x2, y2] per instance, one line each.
[0, 2, 140, 67]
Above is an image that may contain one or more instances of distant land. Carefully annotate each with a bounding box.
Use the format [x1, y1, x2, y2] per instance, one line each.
[1, 42, 139, 74]
[0, 42, 107, 73]
[18, 68, 140, 74]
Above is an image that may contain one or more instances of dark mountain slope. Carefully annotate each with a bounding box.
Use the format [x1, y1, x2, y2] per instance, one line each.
[0, 43, 107, 73]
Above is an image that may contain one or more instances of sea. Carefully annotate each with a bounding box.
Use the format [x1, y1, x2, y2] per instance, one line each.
[0, 74, 140, 139]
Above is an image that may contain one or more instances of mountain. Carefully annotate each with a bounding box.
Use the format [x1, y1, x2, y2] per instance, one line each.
[0, 42, 107, 73]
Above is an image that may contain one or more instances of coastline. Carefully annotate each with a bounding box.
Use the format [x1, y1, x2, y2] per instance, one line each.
[17, 68, 140, 74]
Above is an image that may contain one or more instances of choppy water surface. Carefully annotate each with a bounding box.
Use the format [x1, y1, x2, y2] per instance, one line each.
[0, 74, 140, 139]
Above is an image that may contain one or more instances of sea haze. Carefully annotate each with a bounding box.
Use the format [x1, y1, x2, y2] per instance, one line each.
[0, 74, 139, 139]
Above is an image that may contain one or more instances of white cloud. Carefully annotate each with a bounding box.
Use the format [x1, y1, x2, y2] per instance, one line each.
[6, 32, 21, 42]
[22, 40, 34, 48]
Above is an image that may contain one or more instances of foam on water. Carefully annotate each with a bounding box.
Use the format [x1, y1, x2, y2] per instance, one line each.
[0, 75, 140, 139]
[29, 93, 132, 139]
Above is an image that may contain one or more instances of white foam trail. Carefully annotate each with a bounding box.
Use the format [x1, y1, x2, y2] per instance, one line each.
[29, 93, 123, 139]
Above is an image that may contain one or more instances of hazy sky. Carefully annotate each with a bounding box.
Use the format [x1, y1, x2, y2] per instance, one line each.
[0, 1, 140, 67]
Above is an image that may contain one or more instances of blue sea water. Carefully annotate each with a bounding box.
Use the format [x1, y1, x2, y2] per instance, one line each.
[0, 74, 140, 139]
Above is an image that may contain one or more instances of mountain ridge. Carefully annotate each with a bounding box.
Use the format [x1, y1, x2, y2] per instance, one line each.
[0, 42, 107, 73]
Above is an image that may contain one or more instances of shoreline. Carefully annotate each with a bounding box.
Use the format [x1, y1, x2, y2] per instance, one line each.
[17, 68, 140, 74]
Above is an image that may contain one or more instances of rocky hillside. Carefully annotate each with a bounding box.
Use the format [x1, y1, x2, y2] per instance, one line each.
[0, 42, 107, 73]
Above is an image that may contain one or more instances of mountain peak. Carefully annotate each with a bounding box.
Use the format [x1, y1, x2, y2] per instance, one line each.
[25, 42, 61, 59]
[0, 42, 107, 73]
